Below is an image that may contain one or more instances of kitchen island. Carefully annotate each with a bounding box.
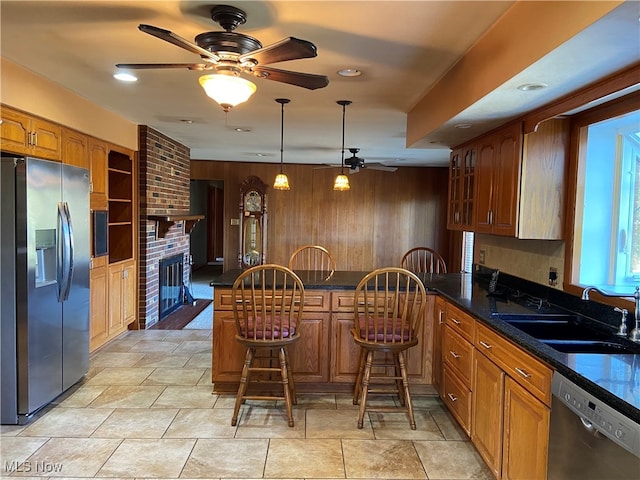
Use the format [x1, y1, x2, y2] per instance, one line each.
[210, 269, 436, 394]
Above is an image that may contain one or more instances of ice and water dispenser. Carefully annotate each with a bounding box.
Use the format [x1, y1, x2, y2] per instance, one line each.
[35, 229, 56, 287]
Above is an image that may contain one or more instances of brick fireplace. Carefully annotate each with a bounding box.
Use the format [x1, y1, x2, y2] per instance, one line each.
[137, 126, 192, 328]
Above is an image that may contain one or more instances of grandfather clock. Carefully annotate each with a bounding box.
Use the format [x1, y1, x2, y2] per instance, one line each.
[238, 176, 268, 268]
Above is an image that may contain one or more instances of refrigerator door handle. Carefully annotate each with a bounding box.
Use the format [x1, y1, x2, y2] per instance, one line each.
[63, 201, 75, 301]
[57, 202, 73, 302]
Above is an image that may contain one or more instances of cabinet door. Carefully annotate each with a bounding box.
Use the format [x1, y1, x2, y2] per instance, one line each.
[447, 148, 463, 229]
[212, 311, 249, 382]
[502, 377, 549, 480]
[289, 312, 330, 382]
[62, 127, 89, 169]
[89, 261, 109, 352]
[474, 137, 495, 233]
[0, 107, 30, 154]
[331, 313, 361, 382]
[433, 297, 446, 396]
[89, 138, 108, 210]
[108, 264, 124, 333]
[492, 123, 522, 236]
[122, 260, 137, 326]
[30, 117, 62, 161]
[472, 351, 504, 479]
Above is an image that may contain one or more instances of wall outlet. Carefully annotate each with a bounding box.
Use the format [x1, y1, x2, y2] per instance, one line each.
[479, 249, 486, 265]
[548, 267, 558, 286]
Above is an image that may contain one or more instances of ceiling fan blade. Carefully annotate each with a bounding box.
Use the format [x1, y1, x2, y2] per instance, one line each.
[368, 164, 398, 172]
[116, 63, 211, 70]
[240, 37, 317, 65]
[313, 164, 341, 170]
[252, 66, 329, 90]
[138, 24, 219, 63]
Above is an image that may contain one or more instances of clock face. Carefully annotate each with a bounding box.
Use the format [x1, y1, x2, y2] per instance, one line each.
[244, 190, 262, 212]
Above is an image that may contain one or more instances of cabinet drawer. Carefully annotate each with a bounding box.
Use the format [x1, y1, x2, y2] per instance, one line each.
[443, 325, 474, 386]
[445, 303, 475, 343]
[475, 323, 552, 406]
[442, 365, 472, 436]
[331, 291, 355, 312]
[214, 288, 329, 312]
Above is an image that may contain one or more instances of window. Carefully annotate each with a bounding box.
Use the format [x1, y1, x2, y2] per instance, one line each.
[572, 106, 640, 292]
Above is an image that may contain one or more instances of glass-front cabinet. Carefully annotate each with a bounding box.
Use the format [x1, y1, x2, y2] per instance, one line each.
[447, 143, 475, 230]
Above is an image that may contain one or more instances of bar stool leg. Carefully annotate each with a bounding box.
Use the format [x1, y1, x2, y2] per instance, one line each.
[278, 347, 295, 427]
[357, 349, 374, 429]
[398, 351, 416, 430]
[353, 348, 366, 405]
[232, 347, 254, 426]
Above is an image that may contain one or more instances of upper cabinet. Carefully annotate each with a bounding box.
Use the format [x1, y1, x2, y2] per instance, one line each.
[447, 144, 475, 230]
[451, 117, 569, 239]
[61, 127, 89, 169]
[89, 137, 109, 210]
[1, 105, 62, 161]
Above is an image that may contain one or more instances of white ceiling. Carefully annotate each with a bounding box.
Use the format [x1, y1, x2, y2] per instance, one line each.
[1, 1, 638, 168]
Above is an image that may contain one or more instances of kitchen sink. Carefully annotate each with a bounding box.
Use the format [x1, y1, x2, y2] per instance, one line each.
[492, 313, 609, 341]
[541, 339, 640, 354]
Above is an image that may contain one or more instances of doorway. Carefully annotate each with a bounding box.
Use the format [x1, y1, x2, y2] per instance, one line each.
[207, 184, 224, 264]
[189, 180, 224, 270]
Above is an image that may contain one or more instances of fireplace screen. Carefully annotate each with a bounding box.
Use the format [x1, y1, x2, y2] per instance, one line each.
[159, 254, 184, 320]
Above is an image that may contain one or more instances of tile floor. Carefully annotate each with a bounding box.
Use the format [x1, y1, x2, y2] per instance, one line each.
[1, 266, 492, 479]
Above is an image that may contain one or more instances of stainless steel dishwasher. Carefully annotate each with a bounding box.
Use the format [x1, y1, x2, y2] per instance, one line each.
[548, 372, 640, 479]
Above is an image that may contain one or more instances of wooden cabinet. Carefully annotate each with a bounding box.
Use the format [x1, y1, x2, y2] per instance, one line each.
[89, 137, 108, 210]
[0, 106, 62, 161]
[61, 127, 89, 169]
[447, 143, 476, 230]
[472, 118, 568, 238]
[432, 296, 446, 395]
[107, 259, 137, 338]
[89, 256, 109, 351]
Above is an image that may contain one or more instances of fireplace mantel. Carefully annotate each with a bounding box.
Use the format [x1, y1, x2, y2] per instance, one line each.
[148, 215, 204, 239]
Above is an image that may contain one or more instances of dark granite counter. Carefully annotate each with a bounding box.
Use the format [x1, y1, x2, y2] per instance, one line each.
[421, 272, 639, 422]
[211, 268, 639, 421]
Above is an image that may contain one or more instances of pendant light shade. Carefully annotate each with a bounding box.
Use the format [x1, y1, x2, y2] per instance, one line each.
[334, 100, 352, 191]
[273, 98, 291, 190]
[199, 73, 256, 113]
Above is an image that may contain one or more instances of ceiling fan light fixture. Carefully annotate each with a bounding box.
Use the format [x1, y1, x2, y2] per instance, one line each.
[334, 100, 353, 191]
[199, 73, 256, 112]
[274, 98, 291, 191]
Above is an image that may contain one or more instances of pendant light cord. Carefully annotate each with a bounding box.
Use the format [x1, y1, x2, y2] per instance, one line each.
[280, 101, 285, 173]
[340, 103, 346, 174]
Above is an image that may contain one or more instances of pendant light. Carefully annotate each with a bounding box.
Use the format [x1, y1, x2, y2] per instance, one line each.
[333, 100, 352, 191]
[273, 98, 291, 190]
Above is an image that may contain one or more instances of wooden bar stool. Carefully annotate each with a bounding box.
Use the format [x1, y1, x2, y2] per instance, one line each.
[401, 247, 447, 273]
[288, 245, 336, 280]
[351, 267, 427, 429]
[230, 264, 305, 427]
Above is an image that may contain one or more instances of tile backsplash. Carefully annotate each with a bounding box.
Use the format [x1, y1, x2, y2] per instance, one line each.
[474, 234, 565, 288]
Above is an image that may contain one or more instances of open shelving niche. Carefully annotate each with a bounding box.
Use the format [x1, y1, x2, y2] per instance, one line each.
[107, 150, 133, 263]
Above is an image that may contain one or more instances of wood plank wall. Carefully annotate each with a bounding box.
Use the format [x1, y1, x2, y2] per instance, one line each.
[191, 160, 452, 272]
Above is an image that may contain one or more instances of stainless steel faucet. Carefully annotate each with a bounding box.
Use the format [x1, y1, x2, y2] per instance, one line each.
[581, 286, 640, 343]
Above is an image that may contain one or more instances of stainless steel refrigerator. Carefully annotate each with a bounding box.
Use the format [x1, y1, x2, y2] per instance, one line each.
[1, 156, 90, 424]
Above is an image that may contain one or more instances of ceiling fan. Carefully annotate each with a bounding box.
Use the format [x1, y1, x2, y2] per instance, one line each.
[316, 148, 398, 173]
[116, 5, 329, 109]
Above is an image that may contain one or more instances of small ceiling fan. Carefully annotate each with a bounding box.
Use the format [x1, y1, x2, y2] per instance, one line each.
[316, 148, 398, 173]
[116, 5, 329, 92]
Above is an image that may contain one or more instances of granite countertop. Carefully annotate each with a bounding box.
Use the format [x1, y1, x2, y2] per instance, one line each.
[211, 268, 639, 421]
[421, 272, 639, 422]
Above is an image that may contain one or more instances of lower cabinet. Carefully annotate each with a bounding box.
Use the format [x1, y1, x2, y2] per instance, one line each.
[90, 258, 136, 352]
[435, 296, 552, 480]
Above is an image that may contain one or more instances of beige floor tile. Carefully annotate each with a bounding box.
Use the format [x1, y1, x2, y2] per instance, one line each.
[91, 408, 178, 438]
[133, 353, 191, 368]
[413, 440, 492, 479]
[370, 410, 445, 440]
[342, 439, 427, 479]
[264, 438, 345, 479]
[197, 368, 213, 386]
[336, 394, 398, 410]
[411, 395, 445, 410]
[0, 437, 48, 465]
[124, 330, 171, 341]
[142, 368, 207, 386]
[214, 396, 276, 409]
[431, 409, 468, 441]
[20, 408, 113, 437]
[15, 437, 121, 477]
[184, 352, 213, 368]
[161, 330, 212, 341]
[54, 384, 108, 408]
[306, 409, 375, 439]
[172, 341, 211, 355]
[90, 352, 147, 367]
[85, 367, 155, 386]
[163, 409, 237, 438]
[234, 407, 306, 439]
[131, 340, 181, 354]
[277, 394, 336, 410]
[181, 438, 268, 478]
[152, 385, 217, 409]
[97, 438, 195, 477]
[89, 385, 166, 409]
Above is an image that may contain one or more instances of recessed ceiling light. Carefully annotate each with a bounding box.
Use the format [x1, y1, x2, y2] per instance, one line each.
[235, 127, 252, 132]
[517, 82, 548, 91]
[113, 72, 137, 82]
[337, 68, 362, 77]
[454, 123, 472, 129]
[180, 119, 193, 124]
